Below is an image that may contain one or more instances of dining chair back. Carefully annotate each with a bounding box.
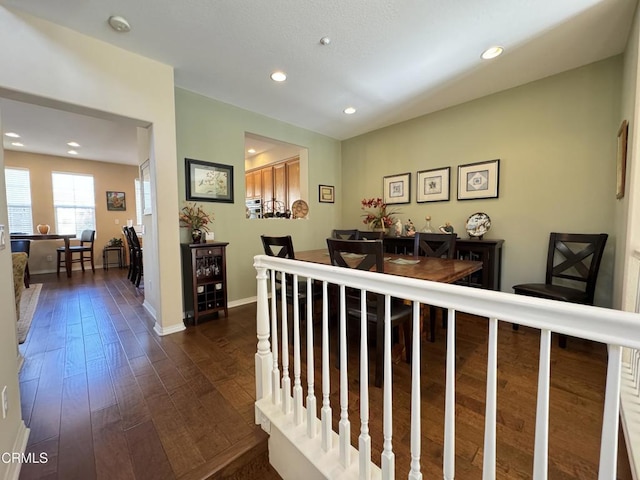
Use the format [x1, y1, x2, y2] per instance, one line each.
[126, 227, 144, 287]
[512, 232, 608, 347]
[331, 229, 359, 240]
[11, 239, 31, 287]
[326, 238, 411, 387]
[56, 229, 95, 275]
[357, 230, 385, 241]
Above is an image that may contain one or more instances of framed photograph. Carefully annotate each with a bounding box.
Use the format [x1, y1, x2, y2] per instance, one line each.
[417, 167, 450, 203]
[457, 159, 500, 200]
[617, 120, 628, 199]
[185, 158, 234, 203]
[319, 184, 335, 203]
[106, 191, 126, 211]
[383, 172, 411, 204]
[140, 159, 152, 215]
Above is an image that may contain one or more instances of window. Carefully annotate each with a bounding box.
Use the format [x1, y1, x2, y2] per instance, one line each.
[135, 178, 142, 225]
[5, 168, 33, 233]
[52, 172, 96, 236]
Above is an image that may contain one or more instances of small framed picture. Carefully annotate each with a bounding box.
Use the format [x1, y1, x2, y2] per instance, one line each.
[457, 159, 500, 200]
[417, 167, 450, 203]
[617, 120, 628, 199]
[185, 158, 234, 203]
[319, 184, 335, 203]
[106, 191, 126, 211]
[383, 172, 411, 204]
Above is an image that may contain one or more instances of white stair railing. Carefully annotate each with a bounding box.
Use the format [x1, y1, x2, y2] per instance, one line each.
[254, 254, 640, 480]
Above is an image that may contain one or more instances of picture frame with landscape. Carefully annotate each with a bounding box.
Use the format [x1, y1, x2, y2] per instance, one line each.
[185, 158, 234, 203]
[106, 191, 126, 211]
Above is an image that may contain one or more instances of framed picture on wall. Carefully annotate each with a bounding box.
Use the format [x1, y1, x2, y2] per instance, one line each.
[140, 159, 152, 215]
[383, 172, 411, 204]
[417, 167, 450, 202]
[106, 191, 126, 211]
[319, 184, 335, 203]
[617, 119, 628, 199]
[185, 158, 234, 203]
[457, 159, 500, 200]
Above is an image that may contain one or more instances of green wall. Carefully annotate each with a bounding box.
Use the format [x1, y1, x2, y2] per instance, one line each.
[341, 56, 622, 307]
[175, 89, 342, 303]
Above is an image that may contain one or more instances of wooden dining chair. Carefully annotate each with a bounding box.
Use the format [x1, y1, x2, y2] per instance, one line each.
[512, 232, 608, 348]
[260, 235, 322, 322]
[126, 227, 144, 287]
[357, 230, 385, 241]
[413, 232, 457, 342]
[331, 229, 359, 240]
[326, 238, 412, 387]
[10, 239, 31, 288]
[57, 229, 95, 275]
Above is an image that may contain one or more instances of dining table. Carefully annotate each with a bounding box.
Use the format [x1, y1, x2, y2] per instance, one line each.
[295, 248, 483, 284]
[10, 233, 77, 278]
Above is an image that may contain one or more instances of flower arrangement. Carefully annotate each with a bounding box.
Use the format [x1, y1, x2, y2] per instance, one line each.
[361, 197, 400, 229]
[179, 202, 213, 232]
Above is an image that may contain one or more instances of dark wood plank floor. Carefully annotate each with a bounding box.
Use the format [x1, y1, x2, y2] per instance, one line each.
[16, 269, 631, 479]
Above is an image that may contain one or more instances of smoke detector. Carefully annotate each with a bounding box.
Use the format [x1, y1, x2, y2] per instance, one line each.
[108, 16, 131, 33]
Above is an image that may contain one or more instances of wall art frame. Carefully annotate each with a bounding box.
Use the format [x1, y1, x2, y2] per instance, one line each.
[319, 184, 335, 203]
[417, 167, 450, 203]
[457, 159, 500, 200]
[140, 159, 152, 215]
[617, 119, 628, 199]
[383, 172, 411, 204]
[106, 191, 126, 211]
[185, 158, 234, 203]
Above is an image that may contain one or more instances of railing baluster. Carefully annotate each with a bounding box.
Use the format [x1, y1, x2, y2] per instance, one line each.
[339, 284, 351, 467]
[321, 281, 332, 452]
[359, 289, 371, 480]
[293, 274, 303, 425]
[307, 277, 317, 438]
[599, 345, 622, 479]
[381, 295, 395, 479]
[270, 269, 280, 405]
[281, 272, 291, 415]
[482, 317, 498, 479]
[254, 265, 272, 402]
[533, 329, 551, 480]
[408, 301, 422, 480]
[443, 308, 456, 480]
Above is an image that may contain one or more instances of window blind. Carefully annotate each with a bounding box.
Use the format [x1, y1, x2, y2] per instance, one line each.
[5, 167, 33, 234]
[52, 172, 96, 236]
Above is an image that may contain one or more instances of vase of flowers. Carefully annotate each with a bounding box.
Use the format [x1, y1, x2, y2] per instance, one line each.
[179, 203, 213, 243]
[361, 197, 400, 232]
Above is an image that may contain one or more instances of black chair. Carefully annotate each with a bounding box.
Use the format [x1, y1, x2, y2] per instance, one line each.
[512, 232, 608, 348]
[331, 229, 359, 240]
[125, 227, 144, 287]
[260, 235, 322, 322]
[357, 230, 385, 240]
[10, 239, 31, 288]
[412, 232, 457, 342]
[326, 238, 412, 387]
[57, 229, 95, 275]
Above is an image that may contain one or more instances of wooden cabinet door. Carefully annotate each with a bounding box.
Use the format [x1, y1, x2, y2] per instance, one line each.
[273, 163, 287, 213]
[245, 172, 255, 199]
[286, 158, 300, 208]
[251, 170, 262, 199]
[262, 167, 274, 211]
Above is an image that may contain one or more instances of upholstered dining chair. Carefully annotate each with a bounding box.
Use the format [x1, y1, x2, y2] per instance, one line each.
[57, 229, 95, 275]
[326, 238, 412, 387]
[331, 229, 359, 240]
[412, 232, 457, 342]
[512, 232, 608, 348]
[260, 235, 322, 322]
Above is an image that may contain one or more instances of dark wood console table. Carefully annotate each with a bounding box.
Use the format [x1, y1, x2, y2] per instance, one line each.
[382, 236, 504, 290]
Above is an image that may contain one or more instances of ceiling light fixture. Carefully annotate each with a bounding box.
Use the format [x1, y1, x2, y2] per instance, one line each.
[5, 132, 20, 138]
[108, 15, 131, 33]
[68, 150, 78, 155]
[67, 141, 80, 147]
[481, 46, 504, 60]
[343, 107, 356, 115]
[270, 71, 287, 82]
[11, 142, 24, 147]
[247, 148, 256, 154]
[320, 37, 331, 46]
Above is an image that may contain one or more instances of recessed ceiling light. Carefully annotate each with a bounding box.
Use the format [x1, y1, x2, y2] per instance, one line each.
[67, 141, 80, 147]
[5, 132, 20, 138]
[320, 37, 331, 46]
[481, 46, 504, 60]
[108, 15, 131, 33]
[68, 150, 79, 155]
[247, 148, 256, 154]
[270, 71, 287, 82]
[11, 142, 24, 147]
[343, 107, 357, 115]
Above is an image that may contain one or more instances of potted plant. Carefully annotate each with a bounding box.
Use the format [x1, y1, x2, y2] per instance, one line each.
[361, 197, 400, 232]
[179, 203, 213, 243]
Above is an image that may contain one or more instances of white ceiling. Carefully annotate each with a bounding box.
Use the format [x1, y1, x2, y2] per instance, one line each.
[0, 0, 637, 165]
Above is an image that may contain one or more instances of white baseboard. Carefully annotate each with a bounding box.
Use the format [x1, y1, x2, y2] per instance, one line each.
[153, 321, 186, 336]
[229, 296, 257, 308]
[3, 421, 30, 480]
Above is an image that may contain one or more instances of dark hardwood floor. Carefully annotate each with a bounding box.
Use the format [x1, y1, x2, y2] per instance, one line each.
[16, 268, 631, 479]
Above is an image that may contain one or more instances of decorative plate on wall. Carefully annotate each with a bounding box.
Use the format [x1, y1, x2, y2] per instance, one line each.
[465, 212, 491, 238]
[292, 199, 309, 219]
